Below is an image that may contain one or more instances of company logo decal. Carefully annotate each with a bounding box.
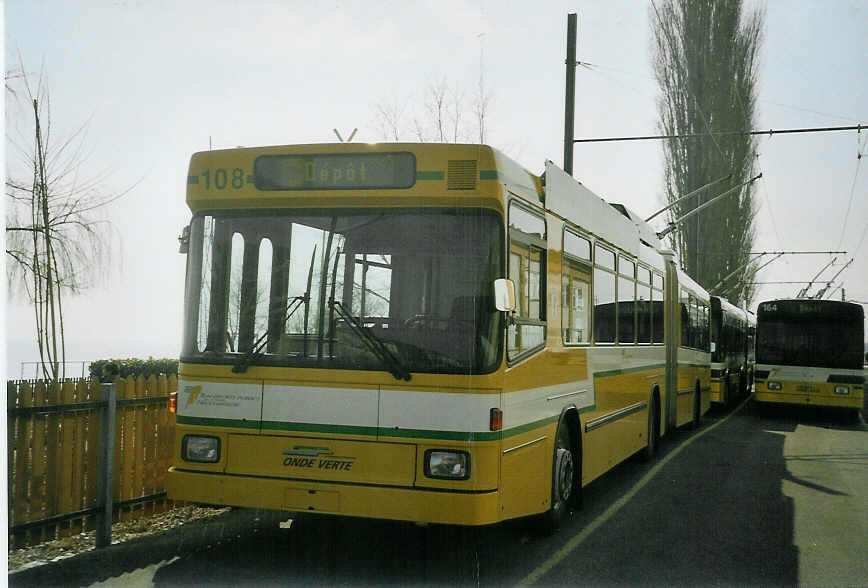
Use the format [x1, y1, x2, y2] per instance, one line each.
[282, 446, 356, 471]
[181, 385, 257, 409]
[185, 385, 202, 406]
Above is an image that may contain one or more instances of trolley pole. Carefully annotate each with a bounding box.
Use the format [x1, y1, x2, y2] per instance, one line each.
[563, 12, 577, 176]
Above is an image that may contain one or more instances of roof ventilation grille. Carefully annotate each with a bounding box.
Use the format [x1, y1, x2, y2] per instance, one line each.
[448, 160, 477, 190]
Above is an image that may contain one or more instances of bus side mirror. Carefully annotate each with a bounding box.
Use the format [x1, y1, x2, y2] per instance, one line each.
[493, 279, 516, 312]
[178, 224, 190, 254]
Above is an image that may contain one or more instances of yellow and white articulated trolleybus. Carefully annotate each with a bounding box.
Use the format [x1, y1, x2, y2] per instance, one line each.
[709, 296, 753, 407]
[167, 143, 711, 530]
[754, 298, 864, 415]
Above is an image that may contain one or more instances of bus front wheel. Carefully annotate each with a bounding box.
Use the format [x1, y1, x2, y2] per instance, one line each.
[537, 421, 576, 535]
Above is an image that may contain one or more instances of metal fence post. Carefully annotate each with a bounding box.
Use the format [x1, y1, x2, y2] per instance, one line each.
[96, 382, 116, 548]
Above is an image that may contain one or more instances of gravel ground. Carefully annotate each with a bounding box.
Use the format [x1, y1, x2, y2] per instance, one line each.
[8, 506, 287, 587]
[8, 505, 231, 573]
[7, 504, 291, 588]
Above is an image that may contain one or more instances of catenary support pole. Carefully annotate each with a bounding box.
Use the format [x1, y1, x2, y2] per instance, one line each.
[563, 13, 577, 176]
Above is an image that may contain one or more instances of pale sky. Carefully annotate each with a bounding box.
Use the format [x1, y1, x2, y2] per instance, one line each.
[4, 0, 867, 377]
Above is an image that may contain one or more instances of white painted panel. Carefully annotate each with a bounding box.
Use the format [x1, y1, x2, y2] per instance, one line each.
[178, 379, 262, 421]
[545, 161, 640, 256]
[262, 385, 379, 427]
[757, 364, 863, 383]
[378, 389, 494, 433]
[502, 380, 595, 430]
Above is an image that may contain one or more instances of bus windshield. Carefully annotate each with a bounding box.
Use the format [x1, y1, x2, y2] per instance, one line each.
[181, 209, 504, 375]
[756, 306, 863, 370]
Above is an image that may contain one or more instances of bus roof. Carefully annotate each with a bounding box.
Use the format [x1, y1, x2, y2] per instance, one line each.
[185, 142, 542, 212]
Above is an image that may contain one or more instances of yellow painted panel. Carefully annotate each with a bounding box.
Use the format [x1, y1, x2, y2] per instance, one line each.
[503, 349, 588, 392]
[180, 361, 503, 394]
[168, 467, 501, 525]
[284, 488, 340, 512]
[500, 430, 551, 520]
[226, 434, 417, 485]
[755, 378, 863, 408]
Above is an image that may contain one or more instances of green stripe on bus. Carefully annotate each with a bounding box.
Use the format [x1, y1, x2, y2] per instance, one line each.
[501, 405, 595, 439]
[416, 171, 445, 180]
[262, 421, 378, 437]
[177, 415, 258, 429]
[593, 364, 666, 379]
[380, 428, 499, 442]
[479, 170, 499, 180]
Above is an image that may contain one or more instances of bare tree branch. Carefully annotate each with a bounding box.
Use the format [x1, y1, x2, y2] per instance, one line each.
[5, 57, 131, 380]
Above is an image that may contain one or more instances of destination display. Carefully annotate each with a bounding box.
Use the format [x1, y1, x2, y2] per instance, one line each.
[254, 152, 416, 191]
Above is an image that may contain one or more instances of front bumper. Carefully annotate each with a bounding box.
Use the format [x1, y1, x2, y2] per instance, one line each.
[167, 468, 501, 525]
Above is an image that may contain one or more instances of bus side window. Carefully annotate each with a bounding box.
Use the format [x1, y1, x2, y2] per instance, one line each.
[593, 245, 616, 344]
[617, 256, 636, 345]
[562, 229, 591, 345]
[680, 288, 691, 348]
[637, 280, 652, 343]
[562, 258, 591, 344]
[507, 201, 546, 360]
[652, 273, 664, 344]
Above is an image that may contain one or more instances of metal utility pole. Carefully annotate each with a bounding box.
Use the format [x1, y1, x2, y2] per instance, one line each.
[563, 12, 577, 176]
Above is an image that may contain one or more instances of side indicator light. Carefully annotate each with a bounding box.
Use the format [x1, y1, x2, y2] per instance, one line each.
[490, 407, 503, 431]
[169, 392, 178, 414]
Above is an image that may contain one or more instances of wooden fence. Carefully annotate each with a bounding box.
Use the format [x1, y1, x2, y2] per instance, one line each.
[7, 375, 178, 547]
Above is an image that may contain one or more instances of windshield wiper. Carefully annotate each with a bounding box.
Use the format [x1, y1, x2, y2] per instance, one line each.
[329, 299, 411, 381]
[232, 246, 317, 374]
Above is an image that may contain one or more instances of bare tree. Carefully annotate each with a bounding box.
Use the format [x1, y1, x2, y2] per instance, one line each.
[651, 0, 764, 305]
[5, 62, 129, 380]
[373, 93, 407, 142]
[373, 75, 491, 144]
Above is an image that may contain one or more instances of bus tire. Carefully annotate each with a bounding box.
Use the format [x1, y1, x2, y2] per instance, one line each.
[692, 384, 702, 429]
[537, 419, 576, 535]
[641, 393, 659, 461]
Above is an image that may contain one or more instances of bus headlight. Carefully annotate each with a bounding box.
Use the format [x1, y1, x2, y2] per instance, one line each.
[834, 385, 850, 395]
[424, 450, 470, 480]
[767, 381, 782, 390]
[183, 435, 220, 463]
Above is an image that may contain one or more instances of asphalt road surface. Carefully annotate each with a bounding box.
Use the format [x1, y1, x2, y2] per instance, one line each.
[11, 398, 866, 587]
